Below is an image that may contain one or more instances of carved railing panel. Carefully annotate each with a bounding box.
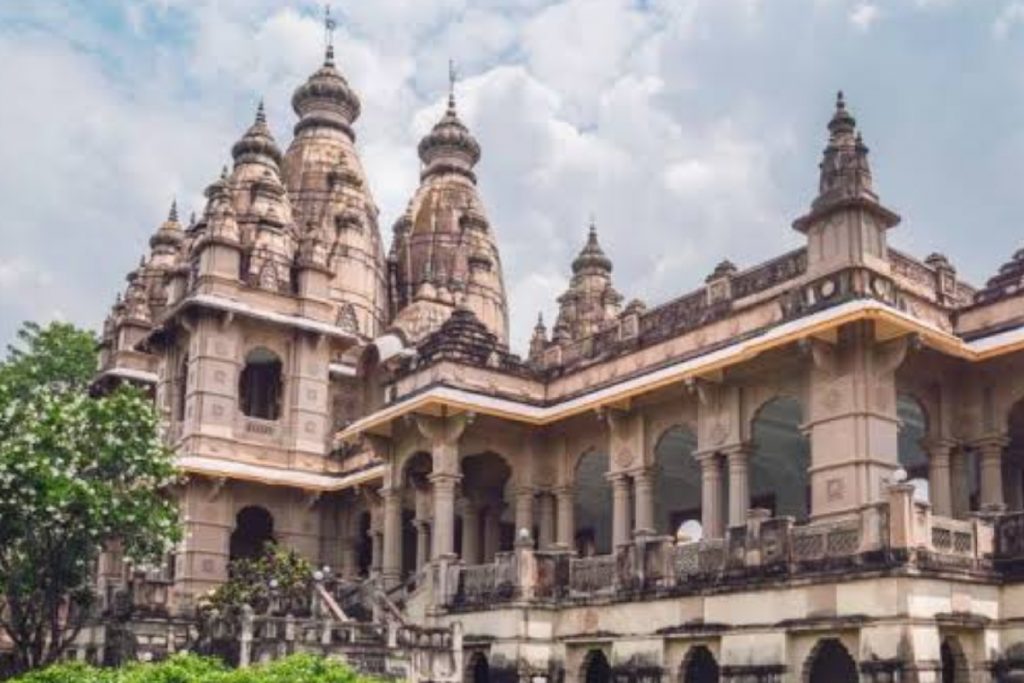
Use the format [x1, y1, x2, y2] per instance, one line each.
[569, 555, 617, 595]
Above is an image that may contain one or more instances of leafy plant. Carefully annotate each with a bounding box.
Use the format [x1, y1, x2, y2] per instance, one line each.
[201, 545, 315, 617]
[8, 653, 381, 683]
[0, 322, 180, 674]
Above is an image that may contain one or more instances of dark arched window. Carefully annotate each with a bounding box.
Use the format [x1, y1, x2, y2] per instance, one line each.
[807, 639, 857, 683]
[898, 394, 930, 502]
[583, 649, 611, 683]
[239, 347, 282, 420]
[229, 506, 275, 564]
[654, 426, 701, 538]
[574, 451, 612, 556]
[751, 397, 810, 521]
[682, 646, 719, 683]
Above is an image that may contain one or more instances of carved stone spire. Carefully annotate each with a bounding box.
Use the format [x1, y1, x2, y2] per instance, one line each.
[417, 62, 482, 182]
[149, 198, 184, 256]
[231, 100, 283, 170]
[528, 312, 548, 362]
[554, 221, 623, 342]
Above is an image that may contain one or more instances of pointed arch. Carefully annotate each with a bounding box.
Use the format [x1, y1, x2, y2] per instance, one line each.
[751, 396, 810, 520]
[653, 425, 702, 538]
[804, 638, 857, 683]
[574, 449, 612, 555]
[898, 393, 930, 502]
[940, 636, 969, 683]
[681, 645, 719, 683]
[581, 649, 611, 683]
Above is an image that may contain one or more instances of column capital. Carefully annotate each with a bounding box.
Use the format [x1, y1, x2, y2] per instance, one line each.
[970, 434, 1010, 452]
[428, 471, 461, 487]
[919, 436, 958, 454]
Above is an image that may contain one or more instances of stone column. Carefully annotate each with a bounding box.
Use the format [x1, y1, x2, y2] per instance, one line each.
[610, 474, 631, 549]
[430, 473, 460, 560]
[483, 502, 502, 561]
[461, 498, 480, 565]
[414, 521, 430, 571]
[950, 448, 970, 519]
[633, 469, 655, 537]
[724, 444, 752, 528]
[371, 530, 382, 576]
[924, 438, 955, 517]
[1005, 451, 1024, 511]
[381, 488, 402, 587]
[555, 487, 575, 551]
[697, 452, 724, 539]
[976, 436, 1008, 510]
[514, 488, 535, 543]
[537, 493, 556, 549]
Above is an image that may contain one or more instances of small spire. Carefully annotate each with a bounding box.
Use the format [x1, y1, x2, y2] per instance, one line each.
[168, 198, 178, 222]
[255, 99, 266, 125]
[220, 165, 229, 179]
[324, 4, 337, 66]
[836, 90, 845, 111]
[189, 211, 196, 226]
[535, 312, 545, 328]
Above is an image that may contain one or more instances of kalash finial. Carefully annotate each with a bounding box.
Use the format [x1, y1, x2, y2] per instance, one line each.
[324, 4, 337, 66]
[168, 198, 178, 222]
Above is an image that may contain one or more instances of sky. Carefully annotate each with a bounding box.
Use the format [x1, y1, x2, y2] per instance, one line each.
[2, 0, 1024, 354]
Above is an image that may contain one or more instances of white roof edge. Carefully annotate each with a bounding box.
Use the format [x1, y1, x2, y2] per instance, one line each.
[177, 455, 383, 491]
[343, 298, 1019, 435]
[189, 294, 358, 341]
[98, 367, 159, 384]
[329, 362, 357, 377]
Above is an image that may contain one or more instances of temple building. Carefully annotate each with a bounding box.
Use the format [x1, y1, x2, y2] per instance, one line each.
[83, 34, 1024, 683]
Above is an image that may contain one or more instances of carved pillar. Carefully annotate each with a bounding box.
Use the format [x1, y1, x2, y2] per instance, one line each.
[950, 448, 971, 519]
[698, 451, 724, 539]
[371, 530, 382, 576]
[976, 436, 1008, 510]
[414, 521, 430, 572]
[461, 498, 480, 565]
[430, 473, 460, 560]
[633, 469, 655, 537]
[924, 438, 955, 517]
[514, 488, 535, 544]
[483, 501, 503, 561]
[381, 488, 402, 587]
[537, 492, 556, 549]
[610, 474, 631, 549]
[555, 487, 575, 551]
[724, 444, 752, 527]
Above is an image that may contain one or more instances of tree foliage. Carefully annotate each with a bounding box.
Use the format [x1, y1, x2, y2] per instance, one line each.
[0, 321, 180, 673]
[201, 545, 314, 617]
[8, 653, 381, 683]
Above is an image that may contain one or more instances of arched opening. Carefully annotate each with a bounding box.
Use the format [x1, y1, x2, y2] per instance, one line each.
[898, 394, 930, 503]
[806, 638, 857, 683]
[751, 397, 810, 521]
[466, 652, 490, 683]
[403, 452, 433, 575]
[1005, 399, 1024, 511]
[582, 649, 611, 683]
[682, 645, 719, 683]
[229, 506, 275, 564]
[574, 450, 612, 556]
[357, 511, 373, 577]
[461, 452, 513, 563]
[238, 347, 283, 420]
[653, 426, 702, 538]
[941, 636, 969, 683]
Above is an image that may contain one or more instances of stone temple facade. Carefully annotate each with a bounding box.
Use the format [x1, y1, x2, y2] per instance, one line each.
[77, 39, 1024, 683]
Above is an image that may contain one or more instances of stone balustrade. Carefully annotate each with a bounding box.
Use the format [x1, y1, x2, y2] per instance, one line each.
[441, 485, 999, 611]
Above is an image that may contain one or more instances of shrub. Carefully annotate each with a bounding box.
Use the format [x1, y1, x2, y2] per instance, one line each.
[8, 653, 382, 683]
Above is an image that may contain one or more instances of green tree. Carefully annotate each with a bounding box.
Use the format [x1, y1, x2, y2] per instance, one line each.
[0, 321, 180, 674]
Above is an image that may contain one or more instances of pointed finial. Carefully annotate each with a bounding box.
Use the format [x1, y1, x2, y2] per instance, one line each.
[168, 198, 178, 222]
[324, 5, 337, 65]
[536, 312, 545, 328]
[220, 165, 229, 179]
[255, 99, 266, 125]
[836, 90, 845, 110]
[189, 211, 196, 226]
[448, 58, 458, 111]
[588, 213, 597, 237]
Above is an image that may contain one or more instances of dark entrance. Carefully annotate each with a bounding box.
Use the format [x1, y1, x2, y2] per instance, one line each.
[467, 653, 490, 683]
[683, 646, 720, 683]
[807, 639, 857, 683]
[583, 650, 611, 683]
[229, 506, 274, 563]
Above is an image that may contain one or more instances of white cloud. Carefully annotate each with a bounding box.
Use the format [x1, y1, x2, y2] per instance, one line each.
[993, 1, 1024, 39]
[849, 3, 881, 31]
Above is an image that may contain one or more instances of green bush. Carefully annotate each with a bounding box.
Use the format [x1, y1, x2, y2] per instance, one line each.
[8, 653, 382, 683]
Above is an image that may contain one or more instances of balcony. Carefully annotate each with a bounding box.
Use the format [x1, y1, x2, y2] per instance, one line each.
[438, 484, 1001, 611]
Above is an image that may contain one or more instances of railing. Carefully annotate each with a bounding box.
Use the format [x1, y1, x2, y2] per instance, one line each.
[455, 554, 517, 605]
[568, 555, 617, 595]
[791, 521, 861, 563]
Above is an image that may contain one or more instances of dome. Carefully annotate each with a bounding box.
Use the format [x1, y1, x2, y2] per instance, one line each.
[417, 94, 481, 181]
[572, 224, 613, 274]
[291, 46, 361, 140]
[149, 200, 183, 250]
[231, 101, 283, 169]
